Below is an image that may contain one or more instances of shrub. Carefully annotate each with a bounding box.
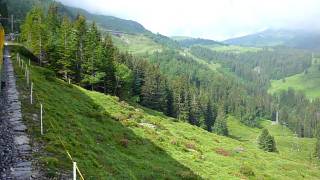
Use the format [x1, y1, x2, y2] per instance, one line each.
[240, 164, 255, 177]
[119, 138, 129, 148]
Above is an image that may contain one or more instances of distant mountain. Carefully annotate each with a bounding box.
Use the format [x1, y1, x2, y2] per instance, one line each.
[5, 0, 150, 34]
[63, 5, 151, 34]
[224, 29, 320, 50]
[175, 37, 224, 47]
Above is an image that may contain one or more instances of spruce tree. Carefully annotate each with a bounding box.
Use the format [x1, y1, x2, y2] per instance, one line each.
[258, 128, 277, 152]
[56, 16, 73, 79]
[213, 106, 228, 136]
[165, 83, 175, 117]
[205, 100, 214, 132]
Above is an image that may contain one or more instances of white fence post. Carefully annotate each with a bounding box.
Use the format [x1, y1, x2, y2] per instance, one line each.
[30, 82, 33, 104]
[27, 69, 29, 85]
[73, 162, 77, 180]
[40, 103, 43, 135]
[24, 66, 27, 77]
[68, 78, 71, 84]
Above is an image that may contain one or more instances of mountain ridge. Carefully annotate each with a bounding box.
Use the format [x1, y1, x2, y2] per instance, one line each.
[223, 29, 320, 50]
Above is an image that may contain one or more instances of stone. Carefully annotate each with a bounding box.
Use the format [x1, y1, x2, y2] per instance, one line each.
[14, 136, 29, 145]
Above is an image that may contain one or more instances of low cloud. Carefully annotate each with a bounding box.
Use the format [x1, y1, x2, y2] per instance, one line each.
[58, 0, 320, 40]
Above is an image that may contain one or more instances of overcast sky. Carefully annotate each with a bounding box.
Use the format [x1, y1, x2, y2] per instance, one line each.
[57, 0, 320, 40]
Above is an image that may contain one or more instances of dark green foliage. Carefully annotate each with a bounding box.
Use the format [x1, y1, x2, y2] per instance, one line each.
[140, 64, 165, 111]
[165, 83, 175, 117]
[204, 100, 215, 132]
[190, 46, 312, 86]
[241, 114, 260, 128]
[0, 0, 9, 30]
[258, 128, 277, 152]
[213, 107, 228, 136]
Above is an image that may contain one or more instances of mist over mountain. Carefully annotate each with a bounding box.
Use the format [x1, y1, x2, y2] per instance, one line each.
[223, 29, 320, 50]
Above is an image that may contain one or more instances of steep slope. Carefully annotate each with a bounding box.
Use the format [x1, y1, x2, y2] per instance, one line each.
[224, 29, 320, 50]
[12, 50, 320, 179]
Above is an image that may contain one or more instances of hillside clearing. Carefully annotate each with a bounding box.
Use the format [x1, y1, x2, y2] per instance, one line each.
[269, 58, 320, 99]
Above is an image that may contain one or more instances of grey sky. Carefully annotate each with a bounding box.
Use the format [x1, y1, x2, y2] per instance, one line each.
[57, 0, 320, 40]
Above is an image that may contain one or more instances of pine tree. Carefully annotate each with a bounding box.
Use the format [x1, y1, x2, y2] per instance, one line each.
[56, 16, 73, 79]
[205, 100, 214, 132]
[73, 14, 87, 84]
[45, 2, 61, 70]
[213, 106, 228, 136]
[258, 128, 277, 152]
[82, 22, 101, 90]
[21, 6, 46, 62]
[165, 82, 175, 117]
[100, 34, 116, 94]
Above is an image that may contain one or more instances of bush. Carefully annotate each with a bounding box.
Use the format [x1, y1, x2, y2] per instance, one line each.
[119, 138, 129, 148]
[240, 164, 255, 177]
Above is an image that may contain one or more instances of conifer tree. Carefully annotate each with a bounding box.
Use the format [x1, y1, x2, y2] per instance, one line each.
[205, 100, 215, 132]
[165, 83, 175, 117]
[258, 128, 277, 152]
[82, 22, 101, 90]
[213, 106, 228, 136]
[100, 34, 116, 94]
[56, 16, 73, 79]
[45, 2, 61, 70]
[73, 14, 87, 84]
[20, 6, 46, 62]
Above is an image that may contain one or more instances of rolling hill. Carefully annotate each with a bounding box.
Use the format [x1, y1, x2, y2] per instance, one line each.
[224, 29, 320, 50]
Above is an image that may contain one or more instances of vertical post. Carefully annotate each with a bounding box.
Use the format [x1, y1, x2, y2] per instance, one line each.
[68, 78, 71, 84]
[27, 69, 29, 85]
[30, 82, 33, 104]
[276, 111, 279, 124]
[73, 162, 77, 180]
[25, 64, 27, 77]
[11, 14, 14, 34]
[40, 103, 43, 135]
[24, 66, 27, 77]
[29, 59, 30, 66]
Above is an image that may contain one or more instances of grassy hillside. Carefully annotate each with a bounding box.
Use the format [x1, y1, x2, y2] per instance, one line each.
[112, 34, 163, 55]
[207, 45, 262, 53]
[269, 58, 320, 99]
[13, 52, 320, 179]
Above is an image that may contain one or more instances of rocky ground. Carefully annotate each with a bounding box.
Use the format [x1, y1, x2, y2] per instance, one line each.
[0, 48, 32, 179]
